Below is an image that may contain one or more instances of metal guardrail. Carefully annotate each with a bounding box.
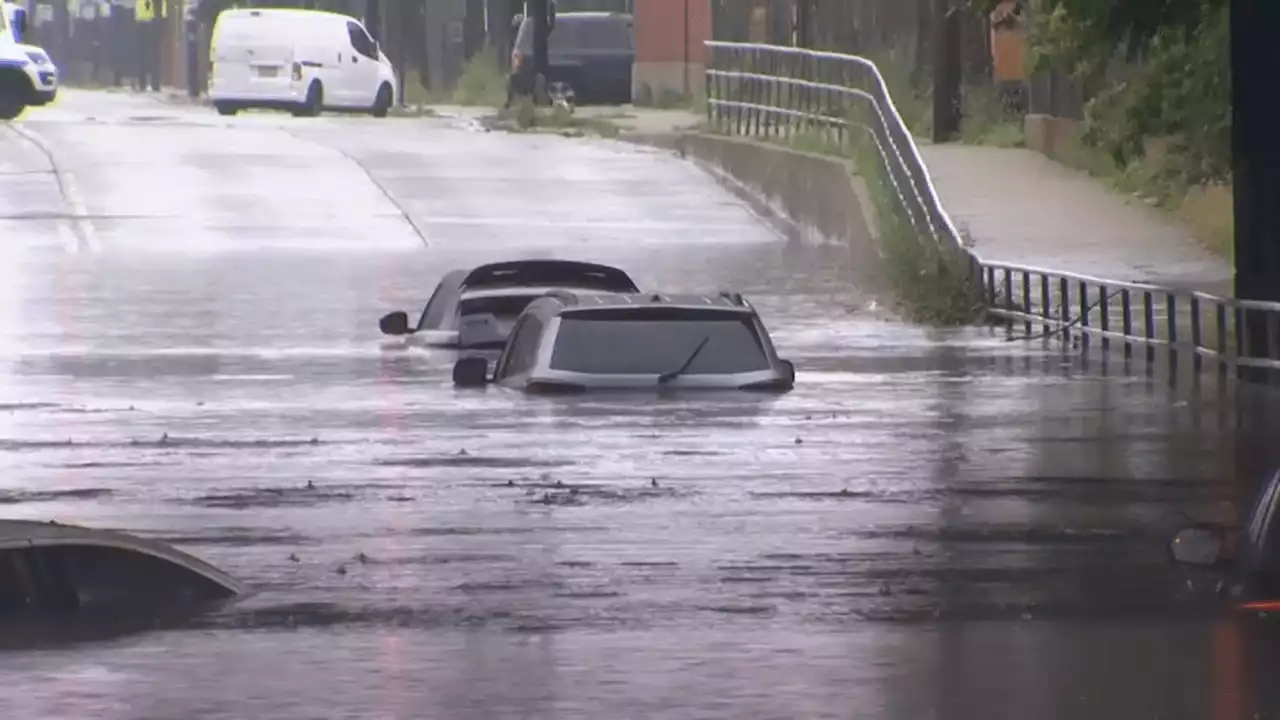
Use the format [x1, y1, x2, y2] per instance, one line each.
[704, 41, 1280, 378]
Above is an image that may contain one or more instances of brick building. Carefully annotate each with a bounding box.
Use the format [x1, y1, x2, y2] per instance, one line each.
[631, 0, 710, 104]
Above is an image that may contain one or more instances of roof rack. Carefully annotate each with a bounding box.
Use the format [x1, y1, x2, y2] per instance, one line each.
[718, 291, 747, 306]
[543, 289, 579, 305]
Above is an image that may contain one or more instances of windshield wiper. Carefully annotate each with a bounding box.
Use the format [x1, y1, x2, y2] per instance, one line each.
[657, 336, 711, 385]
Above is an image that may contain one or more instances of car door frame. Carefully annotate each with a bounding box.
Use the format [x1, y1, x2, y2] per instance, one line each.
[494, 315, 545, 386]
[343, 20, 380, 108]
[1244, 469, 1280, 574]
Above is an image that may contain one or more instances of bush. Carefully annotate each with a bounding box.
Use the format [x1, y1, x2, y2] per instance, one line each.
[452, 47, 508, 107]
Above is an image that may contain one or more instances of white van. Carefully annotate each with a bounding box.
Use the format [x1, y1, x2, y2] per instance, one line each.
[208, 8, 397, 118]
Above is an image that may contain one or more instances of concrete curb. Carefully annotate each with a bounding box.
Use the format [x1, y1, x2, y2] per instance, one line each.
[622, 131, 892, 299]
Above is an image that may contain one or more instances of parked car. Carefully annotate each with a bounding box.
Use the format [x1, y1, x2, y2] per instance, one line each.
[0, 3, 58, 122]
[451, 290, 797, 393]
[0, 41, 56, 120]
[507, 11, 633, 105]
[378, 259, 640, 350]
[208, 8, 397, 118]
[1169, 467, 1280, 611]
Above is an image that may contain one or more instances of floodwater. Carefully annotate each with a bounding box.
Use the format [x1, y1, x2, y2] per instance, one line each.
[0, 91, 1275, 720]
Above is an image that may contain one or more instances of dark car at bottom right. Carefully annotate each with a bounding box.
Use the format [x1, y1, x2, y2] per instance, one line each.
[1170, 466, 1280, 612]
[452, 290, 795, 393]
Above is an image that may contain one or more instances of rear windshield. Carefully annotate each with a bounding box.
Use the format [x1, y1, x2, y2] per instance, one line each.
[549, 310, 770, 375]
[516, 16, 634, 53]
[458, 295, 541, 318]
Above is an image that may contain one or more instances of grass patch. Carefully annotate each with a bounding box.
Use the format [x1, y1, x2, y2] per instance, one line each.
[451, 47, 508, 107]
[1033, 125, 1235, 263]
[845, 124, 984, 325]
[493, 96, 622, 138]
[706, 117, 983, 326]
[958, 83, 1025, 149]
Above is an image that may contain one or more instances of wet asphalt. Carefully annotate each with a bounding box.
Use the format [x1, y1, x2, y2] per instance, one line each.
[0, 90, 1275, 719]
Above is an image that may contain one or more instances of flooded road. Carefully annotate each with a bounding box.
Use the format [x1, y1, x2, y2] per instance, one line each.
[0, 90, 1272, 719]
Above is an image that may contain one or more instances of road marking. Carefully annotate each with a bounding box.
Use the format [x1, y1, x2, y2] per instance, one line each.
[281, 128, 430, 249]
[7, 123, 102, 253]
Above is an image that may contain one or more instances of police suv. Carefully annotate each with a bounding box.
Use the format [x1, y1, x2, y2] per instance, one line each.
[0, 2, 59, 120]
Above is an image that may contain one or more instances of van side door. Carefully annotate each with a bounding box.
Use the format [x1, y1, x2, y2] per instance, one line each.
[343, 21, 380, 108]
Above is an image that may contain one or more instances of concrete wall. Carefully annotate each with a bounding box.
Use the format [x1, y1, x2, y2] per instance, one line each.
[1022, 113, 1084, 164]
[633, 0, 710, 103]
[628, 132, 889, 295]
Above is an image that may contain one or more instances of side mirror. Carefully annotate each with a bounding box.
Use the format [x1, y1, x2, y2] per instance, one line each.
[1169, 526, 1225, 567]
[779, 359, 796, 383]
[547, 1, 556, 28]
[453, 356, 490, 387]
[15, 8, 27, 36]
[379, 311, 411, 336]
[511, 13, 523, 30]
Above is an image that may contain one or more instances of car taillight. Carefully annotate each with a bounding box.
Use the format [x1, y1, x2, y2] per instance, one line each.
[291, 62, 302, 81]
[511, 51, 523, 71]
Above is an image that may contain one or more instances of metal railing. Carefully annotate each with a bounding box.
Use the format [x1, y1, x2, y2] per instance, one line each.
[704, 41, 1280, 381]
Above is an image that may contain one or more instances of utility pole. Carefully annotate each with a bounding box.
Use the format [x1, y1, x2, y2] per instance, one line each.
[1231, 0, 1280, 373]
[365, 0, 381, 41]
[528, 0, 549, 101]
[931, 0, 962, 142]
[794, 0, 811, 48]
[462, 0, 486, 61]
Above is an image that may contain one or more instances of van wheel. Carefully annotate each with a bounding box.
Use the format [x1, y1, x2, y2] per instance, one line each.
[213, 102, 239, 116]
[0, 100, 24, 121]
[293, 81, 322, 117]
[370, 83, 392, 118]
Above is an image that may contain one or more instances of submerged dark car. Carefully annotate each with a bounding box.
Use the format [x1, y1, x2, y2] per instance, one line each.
[507, 11, 634, 105]
[378, 259, 639, 350]
[451, 291, 796, 393]
[1169, 467, 1280, 612]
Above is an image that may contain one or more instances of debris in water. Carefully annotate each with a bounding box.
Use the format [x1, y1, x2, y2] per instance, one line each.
[288, 553, 300, 563]
[356, 552, 370, 565]
[335, 565, 347, 576]
[794, 437, 803, 445]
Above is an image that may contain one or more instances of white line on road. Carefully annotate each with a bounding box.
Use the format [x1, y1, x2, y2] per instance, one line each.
[7, 123, 102, 253]
[281, 129, 431, 249]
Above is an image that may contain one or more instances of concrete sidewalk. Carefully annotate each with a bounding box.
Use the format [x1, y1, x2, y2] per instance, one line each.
[919, 143, 1232, 295]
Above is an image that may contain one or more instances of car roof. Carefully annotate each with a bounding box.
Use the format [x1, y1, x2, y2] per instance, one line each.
[460, 260, 638, 293]
[534, 291, 756, 315]
[459, 286, 616, 300]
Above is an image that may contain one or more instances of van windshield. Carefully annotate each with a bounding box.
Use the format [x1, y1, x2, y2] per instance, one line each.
[548, 310, 770, 375]
[516, 16, 633, 53]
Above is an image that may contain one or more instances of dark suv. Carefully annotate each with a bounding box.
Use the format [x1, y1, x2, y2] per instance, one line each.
[507, 11, 634, 105]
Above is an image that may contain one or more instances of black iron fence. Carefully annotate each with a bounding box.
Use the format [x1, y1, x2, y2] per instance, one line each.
[704, 41, 1280, 383]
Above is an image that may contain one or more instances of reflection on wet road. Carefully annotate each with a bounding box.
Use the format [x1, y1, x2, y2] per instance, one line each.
[0, 91, 1268, 719]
